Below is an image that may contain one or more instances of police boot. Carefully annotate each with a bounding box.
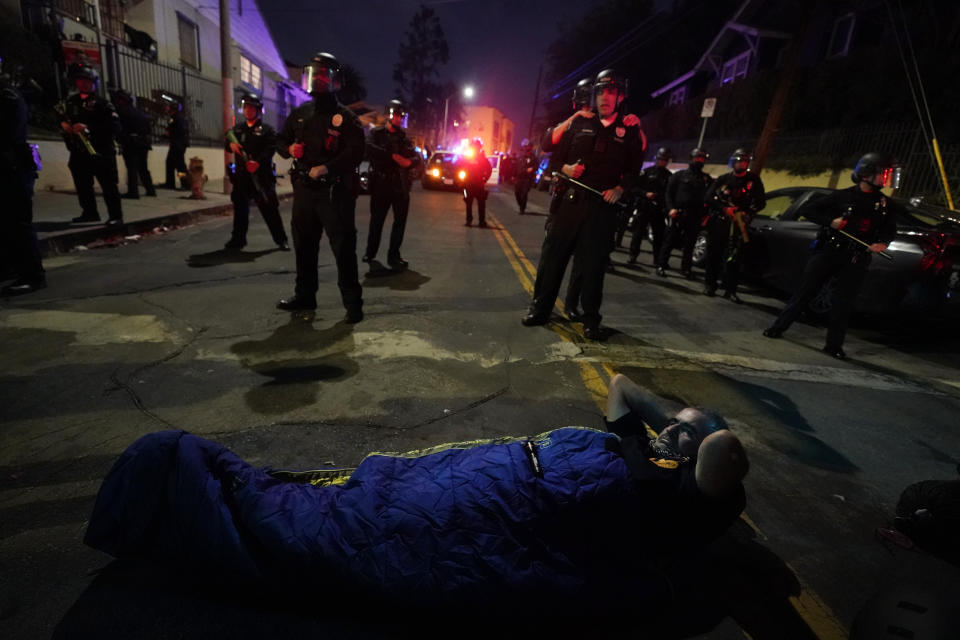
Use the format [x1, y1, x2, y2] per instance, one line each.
[387, 254, 409, 271]
[345, 307, 364, 324]
[276, 296, 317, 311]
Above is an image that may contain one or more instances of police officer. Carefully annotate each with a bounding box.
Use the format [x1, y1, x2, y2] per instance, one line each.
[657, 148, 712, 279]
[1, 58, 45, 295]
[111, 89, 156, 199]
[513, 138, 537, 215]
[626, 146, 672, 266]
[456, 138, 492, 227]
[276, 52, 365, 323]
[161, 96, 189, 190]
[58, 63, 123, 225]
[225, 92, 289, 251]
[763, 153, 899, 359]
[363, 98, 421, 269]
[703, 148, 765, 301]
[522, 69, 644, 340]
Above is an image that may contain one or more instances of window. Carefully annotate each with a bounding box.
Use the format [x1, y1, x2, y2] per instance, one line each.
[668, 86, 687, 106]
[720, 50, 751, 85]
[240, 55, 261, 89]
[827, 13, 856, 59]
[177, 13, 200, 69]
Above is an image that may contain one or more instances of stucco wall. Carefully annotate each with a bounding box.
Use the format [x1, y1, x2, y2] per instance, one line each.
[30, 138, 293, 193]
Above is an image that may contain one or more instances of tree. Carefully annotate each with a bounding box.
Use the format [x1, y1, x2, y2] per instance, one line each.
[338, 62, 367, 107]
[392, 5, 450, 142]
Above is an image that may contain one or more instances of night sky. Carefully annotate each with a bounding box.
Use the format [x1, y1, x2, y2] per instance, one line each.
[259, 0, 609, 143]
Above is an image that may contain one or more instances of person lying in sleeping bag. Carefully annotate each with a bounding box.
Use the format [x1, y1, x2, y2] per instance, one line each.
[85, 375, 748, 609]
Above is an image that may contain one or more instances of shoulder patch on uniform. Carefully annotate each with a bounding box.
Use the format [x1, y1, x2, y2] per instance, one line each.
[616, 127, 625, 138]
[331, 114, 343, 127]
[649, 458, 680, 469]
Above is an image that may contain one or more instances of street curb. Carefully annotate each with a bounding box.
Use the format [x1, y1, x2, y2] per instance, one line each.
[39, 192, 293, 257]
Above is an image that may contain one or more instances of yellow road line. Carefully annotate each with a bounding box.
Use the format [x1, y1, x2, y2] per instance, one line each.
[489, 210, 848, 639]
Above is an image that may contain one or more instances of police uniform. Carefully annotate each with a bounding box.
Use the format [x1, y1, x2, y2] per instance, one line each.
[525, 112, 644, 332]
[703, 169, 765, 297]
[364, 122, 420, 265]
[513, 148, 538, 214]
[659, 163, 712, 275]
[116, 99, 155, 198]
[628, 163, 672, 265]
[1, 76, 44, 293]
[225, 117, 288, 249]
[277, 92, 364, 317]
[59, 91, 124, 223]
[765, 186, 899, 354]
[457, 150, 492, 226]
[163, 109, 189, 189]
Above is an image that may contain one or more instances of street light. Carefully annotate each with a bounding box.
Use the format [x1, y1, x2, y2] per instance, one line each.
[442, 85, 474, 149]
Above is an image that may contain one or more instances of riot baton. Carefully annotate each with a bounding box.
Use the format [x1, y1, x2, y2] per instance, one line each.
[552, 171, 630, 209]
[834, 228, 894, 261]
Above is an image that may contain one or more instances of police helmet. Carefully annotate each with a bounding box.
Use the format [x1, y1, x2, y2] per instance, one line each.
[730, 148, 751, 165]
[387, 99, 407, 121]
[851, 152, 899, 188]
[67, 63, 99, 86]
[690, 147, 709, 161]
[110, 88, 134, 107]
[240, 91, 263, 111]
[572, 78, 592, 110]
[593, 69, 628, 98]
[655, 147, 673, 161]
[521, 138, 532, 151]
[302, 52, 342, 94]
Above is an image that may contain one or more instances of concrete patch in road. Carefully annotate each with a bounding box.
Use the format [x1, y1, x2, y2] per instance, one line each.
[0, 310, 178, 346]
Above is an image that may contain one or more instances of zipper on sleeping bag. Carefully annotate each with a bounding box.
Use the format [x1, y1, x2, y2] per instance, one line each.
[523, 440, 544, 478]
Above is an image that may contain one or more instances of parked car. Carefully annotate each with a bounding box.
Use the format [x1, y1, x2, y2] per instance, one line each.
[421, 151, 461, 190]
[691, 187, 960, 316]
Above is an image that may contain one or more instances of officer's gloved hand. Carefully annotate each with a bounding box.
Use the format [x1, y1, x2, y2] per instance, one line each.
[562, 163, 585, 179]
[392, 153, 412, 168]
[229, 142, 243, 155]
[830, 217, 847, 230]
[289, 143, 304, 159]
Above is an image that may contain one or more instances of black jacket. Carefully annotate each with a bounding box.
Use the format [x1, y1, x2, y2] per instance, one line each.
[277, 93, 364, 187]
[165, 111, 190, 148]
[514, 151, 538, 184]
[634, 164, 672, 209]
[59, 92, 120, 155]
[706, 170, 766, 219]
[665, 165, 713, 212]
[117, 104, 153, 152]
[811, 186, 900, 248]
[225, 118, 277, 182]
[366, 124, 420, 193]
[552, 112, 644, 193]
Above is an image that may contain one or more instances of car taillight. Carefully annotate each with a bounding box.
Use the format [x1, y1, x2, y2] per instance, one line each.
[458, 170, 466, 180]
[919, 232, 951, 272]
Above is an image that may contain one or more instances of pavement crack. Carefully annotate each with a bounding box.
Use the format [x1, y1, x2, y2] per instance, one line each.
[409, 386, 511, 429]
[108, 370, 175, 429]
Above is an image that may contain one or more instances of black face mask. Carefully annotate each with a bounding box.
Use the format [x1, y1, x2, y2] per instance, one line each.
[691, 161, 705, 171]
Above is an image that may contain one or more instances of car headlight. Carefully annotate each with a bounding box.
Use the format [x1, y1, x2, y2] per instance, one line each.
[430, 168, 440, 177]
[458, 170, 467, 180]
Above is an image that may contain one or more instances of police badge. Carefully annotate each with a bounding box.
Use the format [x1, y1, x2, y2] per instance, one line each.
[615, 127, 625, 138]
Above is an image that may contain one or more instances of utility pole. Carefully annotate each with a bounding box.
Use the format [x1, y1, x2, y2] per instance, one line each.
[220, 0, 233, 194]
[527, 63, 542, 143]
[753, 3, 815, 175]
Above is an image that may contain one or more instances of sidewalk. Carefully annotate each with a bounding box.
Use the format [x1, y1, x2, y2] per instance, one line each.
[33, 178, 293, 256]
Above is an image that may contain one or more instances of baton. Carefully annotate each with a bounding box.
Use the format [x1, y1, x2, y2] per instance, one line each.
[835, 227, 893, 261]
[552, 171, 629, 209]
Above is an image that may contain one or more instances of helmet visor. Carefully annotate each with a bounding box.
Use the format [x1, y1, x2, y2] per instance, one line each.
[302, 63, 337, 94]
[874, 165, 902, 189]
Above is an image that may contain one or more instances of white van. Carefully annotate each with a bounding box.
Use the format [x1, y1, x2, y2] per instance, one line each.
[486, 154, 501, 186]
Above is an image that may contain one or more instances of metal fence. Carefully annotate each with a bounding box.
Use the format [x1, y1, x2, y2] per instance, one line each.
[98, 41, 308, 146]
[652, 122, 959, 207]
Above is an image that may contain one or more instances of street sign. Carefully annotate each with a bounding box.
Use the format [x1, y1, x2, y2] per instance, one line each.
[701, 98, 717, 119]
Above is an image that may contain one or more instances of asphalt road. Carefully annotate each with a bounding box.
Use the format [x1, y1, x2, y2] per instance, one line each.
[2, 184, 959, 639]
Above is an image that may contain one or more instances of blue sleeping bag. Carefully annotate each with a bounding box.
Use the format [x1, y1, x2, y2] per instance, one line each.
[85, 428, 668, 607]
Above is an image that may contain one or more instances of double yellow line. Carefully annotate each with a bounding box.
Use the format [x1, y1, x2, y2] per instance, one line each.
[487, 212, 615, 411]
[487, 209, 848, 640]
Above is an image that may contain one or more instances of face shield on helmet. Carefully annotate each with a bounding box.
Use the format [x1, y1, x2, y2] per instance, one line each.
[302, 53, 341, 94]
[572, 78, 592, 110]
[852, 152, 900, 189]
[386, 100, 407, 125]
[240, 93, 263, 112]
[729, 149, 751, 173]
